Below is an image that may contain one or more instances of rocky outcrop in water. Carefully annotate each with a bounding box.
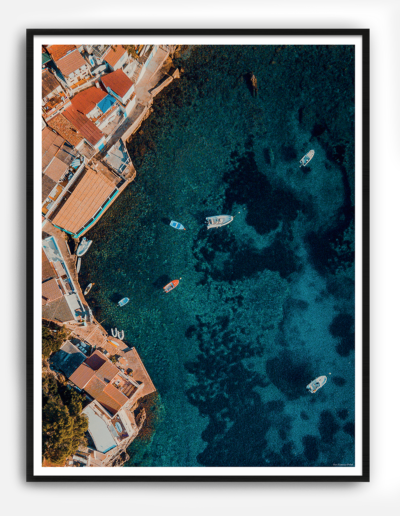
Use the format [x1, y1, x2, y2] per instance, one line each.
[110, 451, 130, 467]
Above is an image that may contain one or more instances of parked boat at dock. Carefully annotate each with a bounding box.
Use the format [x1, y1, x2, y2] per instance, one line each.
[306, 376, 327, 393]
[170, 220, 186, 230]
[118, 297, 129, 307]
[110, 327, 124, 339]
[84, 283, 94, 296]
[299, 150, 315, 167]
[163, 280, 179, 293]
[76, 237, 93, 257]
[206, 215, 234, 229]
[76, 257, 81, 273]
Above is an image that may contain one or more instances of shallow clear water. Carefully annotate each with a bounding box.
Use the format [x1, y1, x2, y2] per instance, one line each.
[81, 45, 355, 467]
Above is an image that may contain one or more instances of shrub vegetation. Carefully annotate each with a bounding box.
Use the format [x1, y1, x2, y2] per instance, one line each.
[42, 374, 88, 465]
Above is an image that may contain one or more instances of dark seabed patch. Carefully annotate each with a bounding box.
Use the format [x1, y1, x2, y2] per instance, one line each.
[343, 422, 355, 438]
[337, 409, 349, 420]
[266, 350, 313, 401]
[303, 435, 320, 462]
[330, 313, 355, 357]
[319, 410, 340, 444]
[332, 376, 347, 387]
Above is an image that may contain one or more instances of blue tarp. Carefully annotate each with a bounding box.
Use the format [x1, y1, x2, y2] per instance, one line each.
[97, 94, 116, 114]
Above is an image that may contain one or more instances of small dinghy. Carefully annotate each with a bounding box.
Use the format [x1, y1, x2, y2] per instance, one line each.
[250, 72, 258, 96]
[170, 220, 186, 230]
[84, 283, 94, 296]
[118, 297, 129, 307]
[118, 330, 125, 340]
[111, 328, 117, 338]
[76, 237, 93, 257]
[299, 150, 315, 167]
[163, 279, 179, 293]
[76, 257, 81, 273]
[306, 376, 327, 393]
[206, 215, 234, 229]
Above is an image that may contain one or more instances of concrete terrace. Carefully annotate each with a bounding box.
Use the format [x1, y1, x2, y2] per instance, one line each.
[98, 47, 174, 155]
[42, 223, 90, 318]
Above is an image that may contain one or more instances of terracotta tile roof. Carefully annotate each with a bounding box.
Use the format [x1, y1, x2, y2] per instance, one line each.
[44, 156, 69, 183]
[51, 167, 116, 234]
[104, 383, 128, 406]
[63, 106, 104, 146]
[42, 70, 61, 98]
[42, 249, 56, 281]
[103, 45, 126, 68]
[42, 127, 65, 172]
[69, 362, 95, 389]
[101, 69, 135, 99]
[47, 45, 76, 62]
[55, 49, 87, 77]
[42, 278, 63, 304]
[70, 87, 107, 115]
[96, 391, 122, 415]
[95, 361, 119, 383]
[42, 295, 75, 323]
[42, 174, 57, 202]
[47, 114, 83, 147]
[85, 350, 106, 371]
[85, 376, 106, 399]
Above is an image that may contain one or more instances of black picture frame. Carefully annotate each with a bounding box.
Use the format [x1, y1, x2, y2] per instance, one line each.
[27, 28, 370, 482]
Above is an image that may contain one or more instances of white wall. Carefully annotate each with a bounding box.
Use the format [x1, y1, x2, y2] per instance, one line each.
[111, 51, 128, 71]
[125, 95, 137, 116]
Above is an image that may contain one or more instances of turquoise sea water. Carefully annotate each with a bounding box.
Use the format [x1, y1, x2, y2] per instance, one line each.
[81, 45, 355, 467]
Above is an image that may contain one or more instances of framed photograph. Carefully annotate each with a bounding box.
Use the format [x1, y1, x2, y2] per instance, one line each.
[28, 28, 369, 481]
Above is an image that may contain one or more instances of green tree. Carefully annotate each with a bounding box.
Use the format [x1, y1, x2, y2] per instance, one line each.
[42, 373, 88, 465]
[42, 324, 70, 359]
[124, 45, 140, 59]
[110, 354, 119, 364]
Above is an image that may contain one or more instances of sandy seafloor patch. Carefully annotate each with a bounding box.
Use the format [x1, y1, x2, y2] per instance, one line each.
[80, 44, 356, 467]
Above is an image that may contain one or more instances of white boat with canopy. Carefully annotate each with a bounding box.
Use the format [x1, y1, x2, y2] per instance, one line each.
[299, 150, 315, 167]
[206, 215, 234, 229]
[306, 376, 327, 393]
[76, 237, 93, 257]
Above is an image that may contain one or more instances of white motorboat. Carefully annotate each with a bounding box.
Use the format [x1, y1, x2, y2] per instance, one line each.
[76, 237, 93, 257]
[306, 376, 327, 393]
[118, 297, 129, 307]
[206, 215, 234, 229]
[299, 150, 315, 167]
[170, 220, 186, 230]
[76, 257, 81, 273]
[111, 328, 117, 338]
[84, 283, 94, 296]
[163, 279, 179, 293]
[117, 330, 125, 340]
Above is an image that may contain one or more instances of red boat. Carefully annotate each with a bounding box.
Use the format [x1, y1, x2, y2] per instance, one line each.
[163, 279, 179, 293]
